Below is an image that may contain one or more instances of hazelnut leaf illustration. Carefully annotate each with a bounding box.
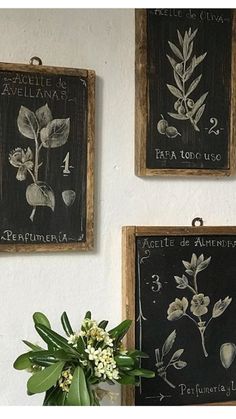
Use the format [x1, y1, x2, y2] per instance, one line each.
[40, 118, 70, 148]
[17, 106, 39, 139]
[26, 182, 55, 211]
[36, 104, 53, 129]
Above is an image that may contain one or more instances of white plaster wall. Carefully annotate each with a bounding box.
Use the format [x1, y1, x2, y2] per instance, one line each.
[1, 8, 236, 406]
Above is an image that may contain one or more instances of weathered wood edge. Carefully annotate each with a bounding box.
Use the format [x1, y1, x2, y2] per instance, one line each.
[135, 9, 147, 176]
[0, 61, 89, 77]
[135, 9, 236, 177]
[122, 225, 236, 406]
[0, 64, 95, 253]
[121, 226, 136, 406]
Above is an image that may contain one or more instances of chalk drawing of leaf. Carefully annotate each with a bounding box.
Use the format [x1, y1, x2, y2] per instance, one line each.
[195, 52, 207, 67]
[26, 182, 55, 211]
[174, 275, 188, 289]
[186, 74, 202, 98]
[186, 42, 193, 61]
[36, 103, 53, 129]
[189, 28, 198, 42]
[166, 84, 183, 99]
[174, 72, 183, 92]
[167, 113, 188, 121]
[40, 118, 70, 148]
[194, 104, 206, 124]
[183, 31, 189, 59]
[162, 330, 176, 357]
[166, 55, 177, 70]
[173, 360, 187, 369]
[169, 349, 184, 364]
[168, 41, 183, 60]
[177, 30, 183, 47]
[189, 92, 209, 117]
[17, 106, 39, 139]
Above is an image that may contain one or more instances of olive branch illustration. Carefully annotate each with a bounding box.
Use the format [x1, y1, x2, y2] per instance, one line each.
[9, 104, 70, 222]
[166, 27, 208, 132]
[167, 253, 232, 358]
[155, 330, 187, 389]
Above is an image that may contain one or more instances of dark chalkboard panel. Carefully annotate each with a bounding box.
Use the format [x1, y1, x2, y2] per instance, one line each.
[135, 9, 236, 176]
[0, 62, 95, 252]
[122, 226, 236, 405]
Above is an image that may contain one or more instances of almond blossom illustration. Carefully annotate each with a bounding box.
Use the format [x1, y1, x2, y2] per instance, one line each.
[167, 254, 232, 357]
[155, 330, 187, 389]
[9, 104, 70, 221]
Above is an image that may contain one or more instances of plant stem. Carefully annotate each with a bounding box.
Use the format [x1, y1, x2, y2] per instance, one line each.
[30, 207, 36, 222]
[193, 272, 198, 293]
[184, 313, 198, 326]
[161, 374, 175, 389]
[199, 329, 208, 357]
[186, 284, 197, 295]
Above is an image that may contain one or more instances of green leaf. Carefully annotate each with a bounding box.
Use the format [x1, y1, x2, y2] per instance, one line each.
[13, 352, 32, 370]
[76, 336, 85, 354]
[115, 355, 135, 367]
[66, 366, 91, 406]
[61, 312, 73, 337]
[128, 369, 155, 378]
[35, 324, 79, 357]
[109, 319, 132, 341]
[166, 84, 183, 99]
[43, 386, 66, 406]
[22, 340, 44, 351]
[98, 320, 109, 330]
[84, 311, 91, 319]
[168, 41, 183, 60]
[128, 350, 149, 359]
[33, 312, 51, 329]
[117, 375, 135, 385]
[27, 361, 65, 394]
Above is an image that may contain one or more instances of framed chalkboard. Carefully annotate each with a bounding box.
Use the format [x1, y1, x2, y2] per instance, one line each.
[122, 226, 236, 405]
[0, 61, 95, 252]
[135, 9, 236, 176]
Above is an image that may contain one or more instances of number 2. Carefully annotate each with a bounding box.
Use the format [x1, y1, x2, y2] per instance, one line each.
[208, 117, 219, 135]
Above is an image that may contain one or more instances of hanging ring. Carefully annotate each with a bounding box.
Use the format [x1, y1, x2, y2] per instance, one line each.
[29, 56, 42, 66]
[192, 217, 204, 227]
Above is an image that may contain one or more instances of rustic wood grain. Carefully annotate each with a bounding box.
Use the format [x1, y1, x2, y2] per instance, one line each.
[122, 225, 236, 405]
[0, 62, 95, 252]
[135, 9, 236, 177]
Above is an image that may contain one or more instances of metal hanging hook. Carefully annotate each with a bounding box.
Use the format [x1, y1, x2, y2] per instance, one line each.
[192, 217, 204, 227]
[29, 56, 43, 66]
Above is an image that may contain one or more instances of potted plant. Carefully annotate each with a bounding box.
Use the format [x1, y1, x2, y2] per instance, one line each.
[14, 311, 155, 405]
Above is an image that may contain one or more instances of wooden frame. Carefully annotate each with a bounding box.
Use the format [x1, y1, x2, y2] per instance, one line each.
[135, 9, 236, 176]
[122, 226, 236, 405]
[0, 61, 95, 252]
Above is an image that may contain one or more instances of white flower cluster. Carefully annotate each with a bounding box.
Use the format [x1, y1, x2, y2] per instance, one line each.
[85, 345, 119, 380]
[67, 320, 113, 348]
